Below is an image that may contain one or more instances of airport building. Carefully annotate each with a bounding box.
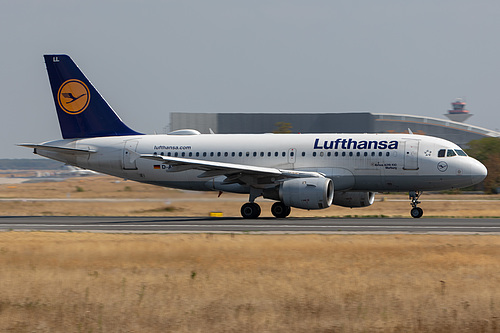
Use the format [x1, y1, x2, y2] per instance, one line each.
[169, 101, 499, 148]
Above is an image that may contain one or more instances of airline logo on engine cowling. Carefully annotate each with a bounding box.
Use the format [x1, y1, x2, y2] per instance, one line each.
[313, 138, 399, 150]
[57, 79, 90, 115]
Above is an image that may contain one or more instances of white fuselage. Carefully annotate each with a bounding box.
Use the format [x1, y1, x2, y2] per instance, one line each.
[35, 132, 487, 194]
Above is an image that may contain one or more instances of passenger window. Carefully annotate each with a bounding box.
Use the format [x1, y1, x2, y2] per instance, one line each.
[260, 152, 264, 157]
[371, 152, 375, 157]
[447, 149, 456, 157]
[342, 152, 346, 156]
[160, 152, 164, 156]
[364, 152, 367, 157]
[210, 152, 214, 157]
[167, 152, 171, 156]
[356, 152, 360, 157]
[224, 152, 228, 157]
[181, 152, 185, 157]
[313, 152, 317, 157]
[301, 152, 305, 157]
[335, 152, 339, 157]
[438, 149, 446, 157]
[203, 152, 207, 157]
[246, 152, 250, 157]
[189, 152, 192, 157]
[196, 152, 199, 157]
[327, 152, 331, 157]
[379, 152, 382, 157]
[267, 152, 271, 157]
[282, 152, 286, 157]
[174, 152, 178, 157]
[253, 152, 257, 157]
[349, 152, 353, 157]
[386, 152, 390, 157]
[290, 152, 294, 157]
[275, 152, 279, 157]
[217, 152, 221, 157]
[239, 152, 242, 157]
[455, 149, 467, 156]
[232, 152, 236, 157]
[320, 152, 324, 157]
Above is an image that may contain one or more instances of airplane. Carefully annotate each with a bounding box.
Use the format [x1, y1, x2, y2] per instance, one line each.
[20, 55, 487, 219]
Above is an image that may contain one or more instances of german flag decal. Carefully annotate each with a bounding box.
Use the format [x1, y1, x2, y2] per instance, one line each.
[153, 165, 161, 169]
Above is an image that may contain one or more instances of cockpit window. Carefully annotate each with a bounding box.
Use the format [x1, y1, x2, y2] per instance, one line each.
[446, 149, 457, 157]
[438, 148, 466, 157]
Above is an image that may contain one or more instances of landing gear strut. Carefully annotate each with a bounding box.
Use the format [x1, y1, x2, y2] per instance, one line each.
[409, 191, 423, 218]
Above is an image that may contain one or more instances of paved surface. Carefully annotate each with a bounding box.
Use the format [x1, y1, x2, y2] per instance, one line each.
[0, 216, 499, 234]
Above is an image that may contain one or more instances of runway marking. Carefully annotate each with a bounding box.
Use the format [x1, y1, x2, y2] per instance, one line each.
[2, 224, 500, 230]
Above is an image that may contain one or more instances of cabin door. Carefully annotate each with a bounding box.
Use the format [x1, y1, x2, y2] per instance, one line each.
[123, 140, 139, 170]
[403, 139, 419, 170]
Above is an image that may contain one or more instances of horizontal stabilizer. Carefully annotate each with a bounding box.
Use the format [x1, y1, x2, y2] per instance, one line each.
[18, 144, 96, 154]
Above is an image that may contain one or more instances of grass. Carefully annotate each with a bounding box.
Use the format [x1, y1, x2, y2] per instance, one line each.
[132, 205, 180, 214]
[0, 175, 499, 217]
[0, 232, 500, 332]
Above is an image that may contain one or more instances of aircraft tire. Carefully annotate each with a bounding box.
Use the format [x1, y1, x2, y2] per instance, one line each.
[271, 202, 291, 218]
[241, 202, 261, 219]
[410, 207, 423, 218]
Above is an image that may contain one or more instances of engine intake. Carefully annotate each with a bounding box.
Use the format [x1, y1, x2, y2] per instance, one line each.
[278, 177, 334, 210]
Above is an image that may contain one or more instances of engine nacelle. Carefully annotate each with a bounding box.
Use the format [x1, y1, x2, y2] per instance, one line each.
[279, 177, 334, 210]
[333, 191, 375, 208]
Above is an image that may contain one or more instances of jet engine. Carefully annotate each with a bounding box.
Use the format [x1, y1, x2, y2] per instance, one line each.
[333, 191, 375, 208]
[277, 177, 334, 210]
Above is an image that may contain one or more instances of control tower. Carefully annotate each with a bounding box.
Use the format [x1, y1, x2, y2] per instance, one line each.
[444, 98, 472, 122]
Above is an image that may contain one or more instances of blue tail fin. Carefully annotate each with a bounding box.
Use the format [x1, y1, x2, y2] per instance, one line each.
[44, 55, 142, 139]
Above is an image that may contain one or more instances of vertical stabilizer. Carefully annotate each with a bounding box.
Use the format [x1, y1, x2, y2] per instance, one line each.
[44, 54, 142, 139]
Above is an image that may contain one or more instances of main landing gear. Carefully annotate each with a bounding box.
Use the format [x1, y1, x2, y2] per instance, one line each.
[241, 202, 261, 219]
[271, 202, 291, 218]
[409, 191, 423, 218]
[240, 201, 291, 219]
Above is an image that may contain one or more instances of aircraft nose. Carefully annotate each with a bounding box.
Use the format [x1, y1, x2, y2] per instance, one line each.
[470, 158, 488, 185]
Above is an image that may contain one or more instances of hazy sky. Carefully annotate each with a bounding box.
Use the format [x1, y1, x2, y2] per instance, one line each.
[2, 0, 500, 158]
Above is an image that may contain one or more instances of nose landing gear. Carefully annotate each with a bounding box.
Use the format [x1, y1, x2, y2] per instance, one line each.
[409, 191, 423, 218]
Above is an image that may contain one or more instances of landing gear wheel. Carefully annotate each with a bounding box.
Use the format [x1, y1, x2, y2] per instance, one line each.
[409, 191, 424, 218]
[411, 207, 423, 218]
[271, 202, 291, 218]
[241, 202, 261, 219]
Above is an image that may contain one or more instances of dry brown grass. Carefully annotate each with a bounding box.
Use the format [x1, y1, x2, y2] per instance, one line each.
[0, 175, 499, 217]
[0, 232, 499, 332]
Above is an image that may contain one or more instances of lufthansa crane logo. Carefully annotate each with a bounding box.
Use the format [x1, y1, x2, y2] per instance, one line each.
[437, 161, 448, 172]
[57, 79, 90, 115]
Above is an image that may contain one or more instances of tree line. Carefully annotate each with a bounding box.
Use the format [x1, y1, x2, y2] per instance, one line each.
[466, 137, 500, 193]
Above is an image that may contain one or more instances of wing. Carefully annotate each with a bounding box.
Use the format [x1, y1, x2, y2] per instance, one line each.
[140, 154, 323, 187]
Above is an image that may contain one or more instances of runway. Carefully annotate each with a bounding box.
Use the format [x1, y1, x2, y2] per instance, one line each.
[1, 216, 500, 234]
